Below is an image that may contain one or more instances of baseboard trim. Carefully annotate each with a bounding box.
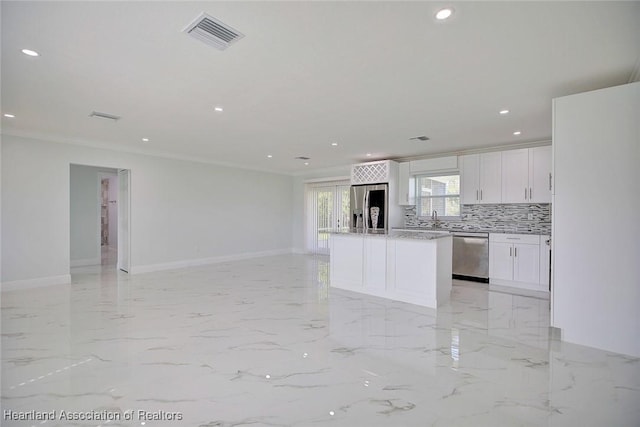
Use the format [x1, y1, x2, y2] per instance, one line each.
[129, 248, 294, 275]
[70, 257, 101, 267]
[1, 274, 72, 292]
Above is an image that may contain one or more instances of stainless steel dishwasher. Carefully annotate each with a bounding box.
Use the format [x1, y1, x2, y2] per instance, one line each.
[452, 232, 489, 282]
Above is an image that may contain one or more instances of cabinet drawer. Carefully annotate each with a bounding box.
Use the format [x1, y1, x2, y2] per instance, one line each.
[490, 233, 540, 245]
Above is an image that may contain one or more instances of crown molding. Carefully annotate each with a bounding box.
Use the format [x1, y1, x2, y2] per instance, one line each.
[0, 129, 292, 177]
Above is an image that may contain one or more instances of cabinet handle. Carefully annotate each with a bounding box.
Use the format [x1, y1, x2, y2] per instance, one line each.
[476, 190, 479, 201]
[529, 188, 532, 199]
[549, 173, 552, 191]
[480, 189, 483, 200]
[510, 247, 512, 257]
[524, 188, 527, 200]
[514, 247, 517, 257]
[405, 193, 408, 202]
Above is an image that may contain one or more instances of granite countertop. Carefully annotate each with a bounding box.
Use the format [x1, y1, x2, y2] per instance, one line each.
[330, 229, 451, 240]
[397, 227, 550, 236]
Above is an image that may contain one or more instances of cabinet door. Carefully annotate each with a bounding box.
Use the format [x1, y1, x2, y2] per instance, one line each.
[501, 149, 529, 203]
[364, 236, 387, 291]
[529, 146, 552, 203]
[489, 242, 513, 281]
[460, 154, 479, 204]
[513, 243, 540, 284]
[539, 236, 551, 289]
[398, 162, 415, 205]
[330, 235, 363, 289]
[479, 152, 502, 204]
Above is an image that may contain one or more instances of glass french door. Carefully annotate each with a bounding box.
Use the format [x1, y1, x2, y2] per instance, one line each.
[306, 181, 350, 254]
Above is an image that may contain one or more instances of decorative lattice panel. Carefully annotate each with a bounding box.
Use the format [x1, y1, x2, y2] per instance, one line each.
[351, 161, 389, 184]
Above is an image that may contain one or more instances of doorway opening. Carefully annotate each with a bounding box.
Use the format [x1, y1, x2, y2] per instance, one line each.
[98, 172, 118, 266]
[70, 165, 130, 273]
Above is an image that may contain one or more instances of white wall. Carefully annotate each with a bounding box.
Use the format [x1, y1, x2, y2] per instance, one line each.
[70, 165, 101, 266]
[552, 82, 640, 357]
[1, 135, 294, 286]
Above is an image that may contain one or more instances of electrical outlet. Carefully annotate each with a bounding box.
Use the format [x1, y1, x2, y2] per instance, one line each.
[527, 213, 534, 220]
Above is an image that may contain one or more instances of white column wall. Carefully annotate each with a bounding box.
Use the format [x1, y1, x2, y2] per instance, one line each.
[552, 82, 640, 357]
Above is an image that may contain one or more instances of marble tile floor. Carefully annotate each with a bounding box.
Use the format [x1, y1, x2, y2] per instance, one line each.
[1, 254, 638, 427]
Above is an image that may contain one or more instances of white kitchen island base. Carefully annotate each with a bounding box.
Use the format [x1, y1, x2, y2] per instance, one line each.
[329, 231, 452, 309]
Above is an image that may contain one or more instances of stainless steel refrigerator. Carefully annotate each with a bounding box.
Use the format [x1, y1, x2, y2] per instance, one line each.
[350, 184, 388, 231]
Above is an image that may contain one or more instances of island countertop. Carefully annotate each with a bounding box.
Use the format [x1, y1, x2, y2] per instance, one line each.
[329, 229, 451, 240]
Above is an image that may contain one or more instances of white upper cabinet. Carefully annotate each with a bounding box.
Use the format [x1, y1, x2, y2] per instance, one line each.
[502, 149, 530, 203]
[501, 146, 552, 203]
[397, 162, 415, 205]
[461, 152, 502, 204]
[529, 146, 552, 203]
[351, 160, 397, 185]
[461, 154, 480, 204]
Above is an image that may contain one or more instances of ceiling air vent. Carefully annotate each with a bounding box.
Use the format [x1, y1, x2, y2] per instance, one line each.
[294, 156, 310, 160]
[89, 111, 121, 121]
[183, 12, 244, 51]
[409, 136, 430, 141]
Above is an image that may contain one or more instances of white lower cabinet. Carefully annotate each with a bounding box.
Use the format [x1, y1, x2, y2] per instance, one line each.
[330, 233, 453, 308]
[363, 235, 387, 291]
[489, 233, 547, 292]
[329, 234, 363, 290]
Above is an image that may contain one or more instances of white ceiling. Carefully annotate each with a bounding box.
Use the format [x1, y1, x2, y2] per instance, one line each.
[2, 1, 639, 175]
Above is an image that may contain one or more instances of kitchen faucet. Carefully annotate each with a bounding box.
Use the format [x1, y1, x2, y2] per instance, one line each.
[432, 210, 439, 229]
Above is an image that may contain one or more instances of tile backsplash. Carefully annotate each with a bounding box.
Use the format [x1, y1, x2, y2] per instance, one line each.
[404, 203, 551, 235]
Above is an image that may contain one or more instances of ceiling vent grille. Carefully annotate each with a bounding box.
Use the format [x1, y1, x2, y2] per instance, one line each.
[89, 111, 121, 121]
[409, 136, 430, 141]
[183, 13, 244, 51]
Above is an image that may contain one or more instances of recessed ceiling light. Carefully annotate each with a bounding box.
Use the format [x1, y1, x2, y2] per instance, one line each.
[304, 162, 309, 166]
[366, 153, 372, 157]
[513, 131, 522, 135]
[214, 106, 223, 112]
[21, 49, 39, 57]
[142, 138, 150, 142]
[3, 113, 15, 118]
[499, 109, 510, 115]
[267, 154, 273, 158]
[435, 8, 453, 20]
[331, 142, 338, 146]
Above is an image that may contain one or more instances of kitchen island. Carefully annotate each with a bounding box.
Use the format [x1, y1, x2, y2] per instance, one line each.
[329, 229, 452, 309]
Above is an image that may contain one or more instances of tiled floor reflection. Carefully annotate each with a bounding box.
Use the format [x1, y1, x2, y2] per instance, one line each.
[2, 254, 639, 426]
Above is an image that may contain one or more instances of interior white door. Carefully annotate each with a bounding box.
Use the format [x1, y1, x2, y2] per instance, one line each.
[117, 169, 130, 273]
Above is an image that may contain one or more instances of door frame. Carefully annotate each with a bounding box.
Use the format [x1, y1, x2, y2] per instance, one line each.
[69, 164, 130, 271]
[117, 169, 131, 273]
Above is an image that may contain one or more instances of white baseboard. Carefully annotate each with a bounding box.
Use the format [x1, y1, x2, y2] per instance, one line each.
[70, 257, 101, 267]
[130, 248, 294, 275]
[1, 274, 72, 292]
